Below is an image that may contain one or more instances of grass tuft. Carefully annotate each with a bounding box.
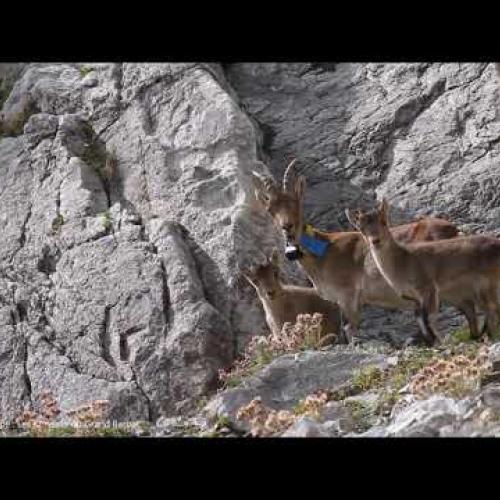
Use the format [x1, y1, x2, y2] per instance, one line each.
[79, 66, 94, 77]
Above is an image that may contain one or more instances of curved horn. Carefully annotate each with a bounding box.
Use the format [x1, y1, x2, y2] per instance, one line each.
[282, 158, 298, 192]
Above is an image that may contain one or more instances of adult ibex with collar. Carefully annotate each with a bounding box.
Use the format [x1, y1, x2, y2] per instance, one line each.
[348, 199, 500, 345]
[251, 159, 478, 345]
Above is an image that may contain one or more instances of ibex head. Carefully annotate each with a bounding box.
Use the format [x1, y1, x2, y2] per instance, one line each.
[346, 198, 391, 245]
[242, 248, 282, 300]
[251, 159, 306, 245]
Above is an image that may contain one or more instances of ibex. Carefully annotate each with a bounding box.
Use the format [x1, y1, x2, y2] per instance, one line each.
[242, 249, 342, 345]
[251, 160, 478, 345]
[347, 199, 500, 345]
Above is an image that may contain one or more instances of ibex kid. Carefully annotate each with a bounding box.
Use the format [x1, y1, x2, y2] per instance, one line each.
[242, 249, 342, 345]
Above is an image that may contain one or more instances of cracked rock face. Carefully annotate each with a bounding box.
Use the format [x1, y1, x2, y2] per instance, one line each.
[1, 62, 500, 422]
[0, 63, 264, 422]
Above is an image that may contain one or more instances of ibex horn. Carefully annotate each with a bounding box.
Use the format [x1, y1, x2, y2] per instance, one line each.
[282, 158, 298, 192]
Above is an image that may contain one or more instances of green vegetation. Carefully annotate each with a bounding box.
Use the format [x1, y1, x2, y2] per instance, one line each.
[292, 400, 311, 416]
[80, 125, 118, 184]
[446, 324, 500, 345]
[31, 426, 77, 437]
[220, 315, 332, 390]
[133, 421, 152, 436]
[90, 426, 130, 437]
[79, 66, 94, 77]
[201, 430, 222, 438]
[81, 125, 107, 174]
[215, 415, 231, 430]
[327, 347, 442, 421]
[25, 424, 132, 438]
[0, 102, 38, 137]
[195, 396, 209, 411]
[389, 348, 437, 389]
[100, 211, 112, 231]
[224, 375, 243, 388]
[445, 377, 480, 399]
[374, 389, 400, 416]
[344, 399, 375, 433]
[51, 214, 65, 235]
[446, 327, 475, 346]
[220, 355, 273, 389]
[352, 365, 384, 392]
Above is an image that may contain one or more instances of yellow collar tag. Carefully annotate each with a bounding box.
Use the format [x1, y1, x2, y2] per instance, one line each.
[304, 224, 315, 236]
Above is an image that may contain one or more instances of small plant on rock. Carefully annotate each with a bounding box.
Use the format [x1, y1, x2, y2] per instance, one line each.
[214, 415, 231, 431]
[344, 399, 375, 433]
[352, 365, 384, 392]
[408, 346, 491, 400]
[236, 397, 295, 437]
[219, 314, 333, 389]
[292, 390, 330, 419]
[1, 102, 38, 137]
[99, 211, 112, 231]
[15, 390, 61, 437]
[14, 392, 119, 437]
[236, 390, 334, 437]
[79, 66, 94, 77]
[446, 327, 474, 346]
[51, 214, 64, 235]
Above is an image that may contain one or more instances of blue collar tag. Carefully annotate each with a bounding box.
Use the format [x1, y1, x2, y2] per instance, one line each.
[299, 233, 329, 257]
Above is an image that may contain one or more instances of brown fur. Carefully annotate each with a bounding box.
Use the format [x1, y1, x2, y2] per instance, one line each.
[350, 199, 500, 345]
[251, 166, 471, 344]
[242, 250, 341, 344]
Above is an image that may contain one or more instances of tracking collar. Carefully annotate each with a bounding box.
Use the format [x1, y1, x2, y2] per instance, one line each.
[285, 224, 330, 261]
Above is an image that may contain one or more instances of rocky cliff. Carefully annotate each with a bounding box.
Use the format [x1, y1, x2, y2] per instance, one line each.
[0, 62, 499, 426]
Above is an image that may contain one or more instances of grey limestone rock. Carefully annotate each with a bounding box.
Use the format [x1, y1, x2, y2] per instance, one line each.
[2, 62, 500, 422]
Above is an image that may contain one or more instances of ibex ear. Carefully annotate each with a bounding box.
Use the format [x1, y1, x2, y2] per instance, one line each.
[254, 188, 271, 208]
[378, 198, 389, 225]
[294, 175, 306, 200]
[345, 209, 361, 230]
[251, 171, 275, 208]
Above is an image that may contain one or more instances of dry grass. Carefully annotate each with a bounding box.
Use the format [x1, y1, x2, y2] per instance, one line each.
[219, 313, 334, 388]
[292, 391, 331, 419]
[236, 390, 332, 437]
[13, 391, 127, 437]
[236, 398, 296, 437]
[408, 346, 491, 399]
[0, 103, 38, 137]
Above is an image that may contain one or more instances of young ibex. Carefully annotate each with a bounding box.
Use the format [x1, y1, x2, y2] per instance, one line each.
[347, 199, 500, 345]
[242, 249, 342, 345]
[251, 160, 478, 345]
